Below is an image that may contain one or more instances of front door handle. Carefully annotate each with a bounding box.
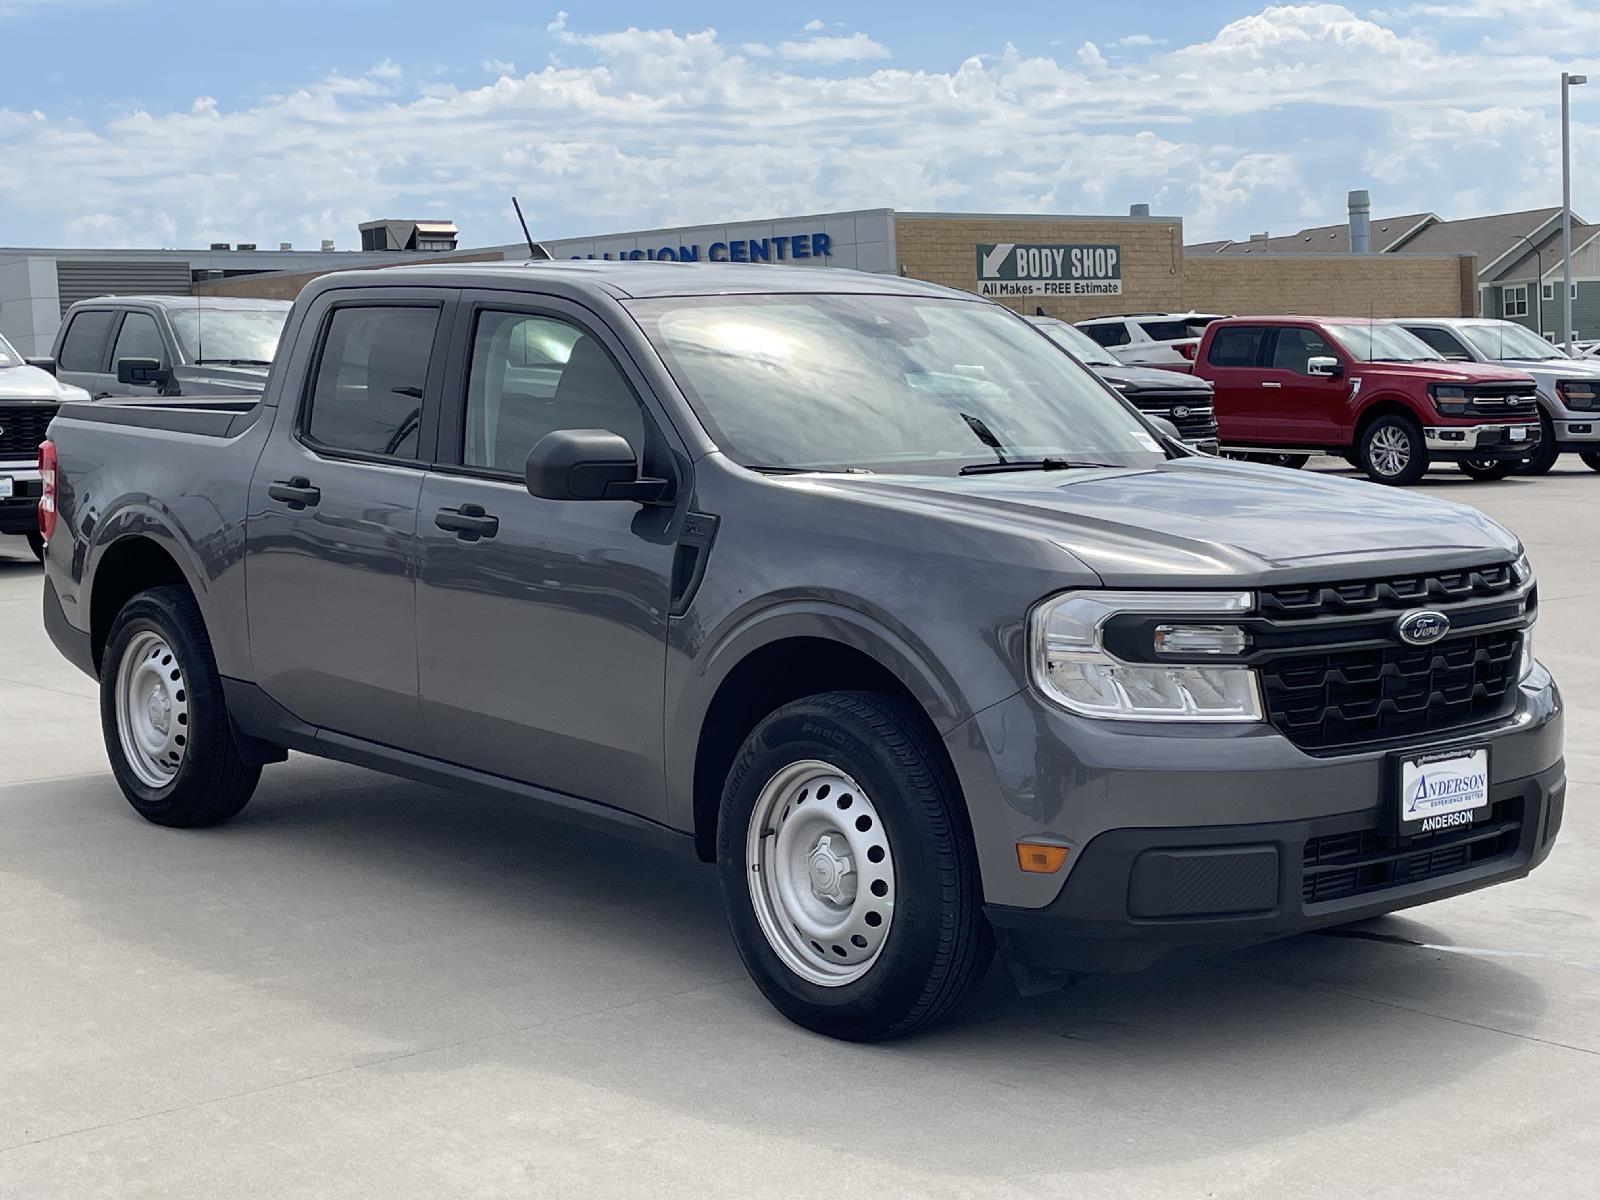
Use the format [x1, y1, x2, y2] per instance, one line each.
[1260, 381, 1282, 389]
[268, 477, 321, 509]
[434, 503, 499, 541]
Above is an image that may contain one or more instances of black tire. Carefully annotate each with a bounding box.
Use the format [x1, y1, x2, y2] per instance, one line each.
[25, 532, 44, 562]
[1518, 410, 1559, 476]
[716, 691, 992, 1041]
[1358, 413, 1429, 486]
[1458, 458, 1518, 481]
[1582, 449, 1600, 472]
[1263, 453, 1310, 469]
[100, 585, 260, 827]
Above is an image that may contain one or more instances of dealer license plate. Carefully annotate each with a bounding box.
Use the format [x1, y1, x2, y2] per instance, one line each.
[1400, 747, 1489, 834]
[0, 477, 12, 499]
[1509, 426, 1529, 442]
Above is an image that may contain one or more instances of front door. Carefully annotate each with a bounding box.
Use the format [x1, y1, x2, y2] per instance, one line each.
[246, 289, 454, 750]
[414, 296, 681, 821]
[1256, 325, 1346, 447]
[105, 309, 169, 398]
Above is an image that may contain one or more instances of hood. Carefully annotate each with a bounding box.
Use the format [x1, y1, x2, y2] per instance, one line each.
[1485, 356, 1600, 383]
[1356, 360, 1534, 385]
[806, 457, 1517, 586]
[1092, 363, 1212, 393]
[0, 362, 91, 403]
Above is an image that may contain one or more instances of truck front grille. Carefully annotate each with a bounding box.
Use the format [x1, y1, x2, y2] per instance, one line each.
[1128, 394, 1217, 441]
[1302, 798, 1523, 904]
[1468, 384, 1538, 414]
[0, 404, 58, 459]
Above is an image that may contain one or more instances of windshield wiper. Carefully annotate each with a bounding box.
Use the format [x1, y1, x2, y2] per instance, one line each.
[746, 464, 873, 475]
[195, 358, 272, 366]
[959, 458, 1120, 475]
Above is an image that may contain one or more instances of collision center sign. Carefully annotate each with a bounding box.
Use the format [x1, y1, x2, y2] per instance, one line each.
[976, 243, 1122, 298]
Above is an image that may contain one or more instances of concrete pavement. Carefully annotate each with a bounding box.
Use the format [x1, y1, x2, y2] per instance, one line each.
[1, 461, 1596, 1198]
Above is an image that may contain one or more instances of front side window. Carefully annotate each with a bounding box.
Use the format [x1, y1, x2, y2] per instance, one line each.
[1324, 323, 1442, 363]
[0, 332, 20, 368]
[628, 294, 1166, 475]
[1269, 327, 1335, 375]
[463, 311, 643, 473]
[111, 312, 166, 367]
[58, 310, 114, 372]
[303, 306, 439, 458]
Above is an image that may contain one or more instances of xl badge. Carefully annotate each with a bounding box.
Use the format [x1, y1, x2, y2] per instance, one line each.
[1397, 609, 1450, 646]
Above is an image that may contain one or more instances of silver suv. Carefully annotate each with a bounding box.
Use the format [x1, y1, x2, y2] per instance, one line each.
[1074, 311, 1226, 366]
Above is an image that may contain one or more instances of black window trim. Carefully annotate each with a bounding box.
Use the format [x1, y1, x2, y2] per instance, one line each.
[293, 295, 453, 469]
[433, 290, 682, 488]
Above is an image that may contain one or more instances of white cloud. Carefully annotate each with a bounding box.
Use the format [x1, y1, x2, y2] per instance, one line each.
[546, 10, 567, 34]
[1113, 33, 1164, 47]
[482, 58, 517, 76]
[776, 32, 890, 64]
[3, 3, 1599, 248]
[804, 18, 824, 32]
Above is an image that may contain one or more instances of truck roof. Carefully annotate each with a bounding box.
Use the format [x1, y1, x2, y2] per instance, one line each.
[66, 295, 292, 311]
[299, 260, 970, 302]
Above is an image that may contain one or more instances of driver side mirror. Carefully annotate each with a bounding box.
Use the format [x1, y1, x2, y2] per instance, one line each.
[25, 356, 56, 376]
[525, 429, 671, 503]
[1307, 356, 1343, 379]
[1146, 415, 1182, 442]
[116, 357, 171, 387]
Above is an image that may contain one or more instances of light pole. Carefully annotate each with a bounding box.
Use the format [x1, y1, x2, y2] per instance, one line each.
[1515, 232, 1544, 335]
[1562, 71, 1586, 351]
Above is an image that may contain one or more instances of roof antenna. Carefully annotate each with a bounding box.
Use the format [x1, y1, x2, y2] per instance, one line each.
[511, 197, 551, 261]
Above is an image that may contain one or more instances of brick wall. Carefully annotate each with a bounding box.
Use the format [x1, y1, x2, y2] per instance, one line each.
[1182, 253, 1475, 318]
[191, 250, 507, 301]
[892, 214, 1186, 320]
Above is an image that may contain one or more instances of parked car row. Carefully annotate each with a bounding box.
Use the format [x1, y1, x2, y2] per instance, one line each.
[1062, 310, 1600, 486]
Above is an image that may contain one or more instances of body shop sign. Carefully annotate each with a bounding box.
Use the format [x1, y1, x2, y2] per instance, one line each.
[976, 243, 1122, 297]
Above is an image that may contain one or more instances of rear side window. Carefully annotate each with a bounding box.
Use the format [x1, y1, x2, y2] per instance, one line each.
[1207, 326, 1268, 368]
[304, 306, 440, 459]
[1081, 321, 1130, 347]
[58, 310, 114, 371]
[110, 311, 166, 366]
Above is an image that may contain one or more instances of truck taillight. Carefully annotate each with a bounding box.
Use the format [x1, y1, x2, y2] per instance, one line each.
[38, 439, 57, 542]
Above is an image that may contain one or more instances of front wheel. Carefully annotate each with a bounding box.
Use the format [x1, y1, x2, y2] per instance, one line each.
[1458, 458, 1519, 481]
[1518, 411, 1559, 475]
[1358, 414, 1429, 485]
[100, 585, 261, 827]
[717, 691, 992, 1041]
[1582, 449, 1600, 472]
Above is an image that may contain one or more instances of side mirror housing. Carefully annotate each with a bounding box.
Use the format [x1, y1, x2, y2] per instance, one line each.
[25, 357, 56, 376]
[1307, 355, 1343, 379]
[525, 429, 670, 503]
[117, 357, 171, 387]
[1146, 415, 1182, 441]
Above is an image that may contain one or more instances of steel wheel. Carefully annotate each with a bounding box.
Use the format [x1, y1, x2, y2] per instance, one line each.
[114, 630, 190, 789]
[1369, 425, 1412, 478]
[746, 758, 897, 987]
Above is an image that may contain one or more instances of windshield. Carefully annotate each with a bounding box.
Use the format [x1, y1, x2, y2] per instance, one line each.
[1461, 322, 1569, 361]
[1325, 323, 1443, 363]
[628, 295, 1168, 475]
[1032, 319, 1118, 366]
[0, 331, 19, 367]
[169, 306, 288, 364]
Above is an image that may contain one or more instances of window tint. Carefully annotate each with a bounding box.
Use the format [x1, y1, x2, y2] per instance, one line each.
[58, 310, 114, 372]
[464, 311, 644, 473]
[1081, 321, 1130, 347]
[1406, 326, 1471, 360]
[1269, 327, 1334, 374]
[111, 311, 166, 367]
[305, 306, 439, 459]
[1206, 326, 1267, 368]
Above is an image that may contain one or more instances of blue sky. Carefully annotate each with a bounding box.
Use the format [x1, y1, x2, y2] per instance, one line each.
[2, 1, 1597, 249]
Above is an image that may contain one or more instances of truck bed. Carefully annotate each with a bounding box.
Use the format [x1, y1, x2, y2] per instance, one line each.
[57, 396, 265, 439]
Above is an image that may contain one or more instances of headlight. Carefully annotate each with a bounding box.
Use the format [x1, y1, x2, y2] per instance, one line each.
[1029, 591, 1263, 721]
[1558, 380, 1599, 410]
[1510, 552, 1533, 587]
[1429, 383, 1471, 416]
[1511, 552, 1537, 679]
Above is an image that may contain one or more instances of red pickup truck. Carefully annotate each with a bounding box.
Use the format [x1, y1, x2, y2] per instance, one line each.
[1191, 316, 1541, 485]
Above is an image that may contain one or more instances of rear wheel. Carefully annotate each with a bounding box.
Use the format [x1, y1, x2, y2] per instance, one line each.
[1358, 414, 1429, 486]
[25, 532, 44, 562]
[1458, 458, 1518, 481]
[1582, 450, 1600, 472]
[717, 691, 991, 1041]
[100, 585, 260, 827]
[1518, 411, 1560, 475]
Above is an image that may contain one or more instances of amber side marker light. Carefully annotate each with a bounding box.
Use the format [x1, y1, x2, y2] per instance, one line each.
[1016, 843, 1070, 874]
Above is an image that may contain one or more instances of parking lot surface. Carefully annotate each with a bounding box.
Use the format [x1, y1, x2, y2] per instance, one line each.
[1, 462, 1596, 1199]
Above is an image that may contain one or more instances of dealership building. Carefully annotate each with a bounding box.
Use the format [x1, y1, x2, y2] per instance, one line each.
[4, 207, 1484, 354]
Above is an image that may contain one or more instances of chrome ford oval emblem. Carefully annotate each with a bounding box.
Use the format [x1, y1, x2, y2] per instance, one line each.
[1172, 405, 1191, 419]
[1397, 609, 1451, 646]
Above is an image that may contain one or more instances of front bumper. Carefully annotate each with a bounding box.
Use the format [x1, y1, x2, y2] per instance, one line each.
[1553, 418, 1600, 445]
[945, 667, 1564, 970]
[0, 466, 42, 534]
[1423, 423, 1539, 457]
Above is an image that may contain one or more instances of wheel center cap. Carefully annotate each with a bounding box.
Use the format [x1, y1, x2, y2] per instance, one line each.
[146, 686, 170, 733]
[807, 834, 852, 903]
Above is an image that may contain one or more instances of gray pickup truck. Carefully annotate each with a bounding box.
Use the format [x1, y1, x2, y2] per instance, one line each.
[39, 262, 1564, 1040]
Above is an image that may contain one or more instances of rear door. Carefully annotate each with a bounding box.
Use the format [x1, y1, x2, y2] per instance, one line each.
[246, 286, 456, 750]
[412, 292, 682, 821]
[1199, 323, 1271, 440]
[104, 308, 170, 397]
[1256, 324, 1346, 447]
[54, 308, 116, 397]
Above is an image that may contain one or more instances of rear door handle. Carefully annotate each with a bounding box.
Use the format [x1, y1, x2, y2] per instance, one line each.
[434, 503, 499, 541]
[1260, 381, 1282, 389]
[268, 477, 321, 509]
